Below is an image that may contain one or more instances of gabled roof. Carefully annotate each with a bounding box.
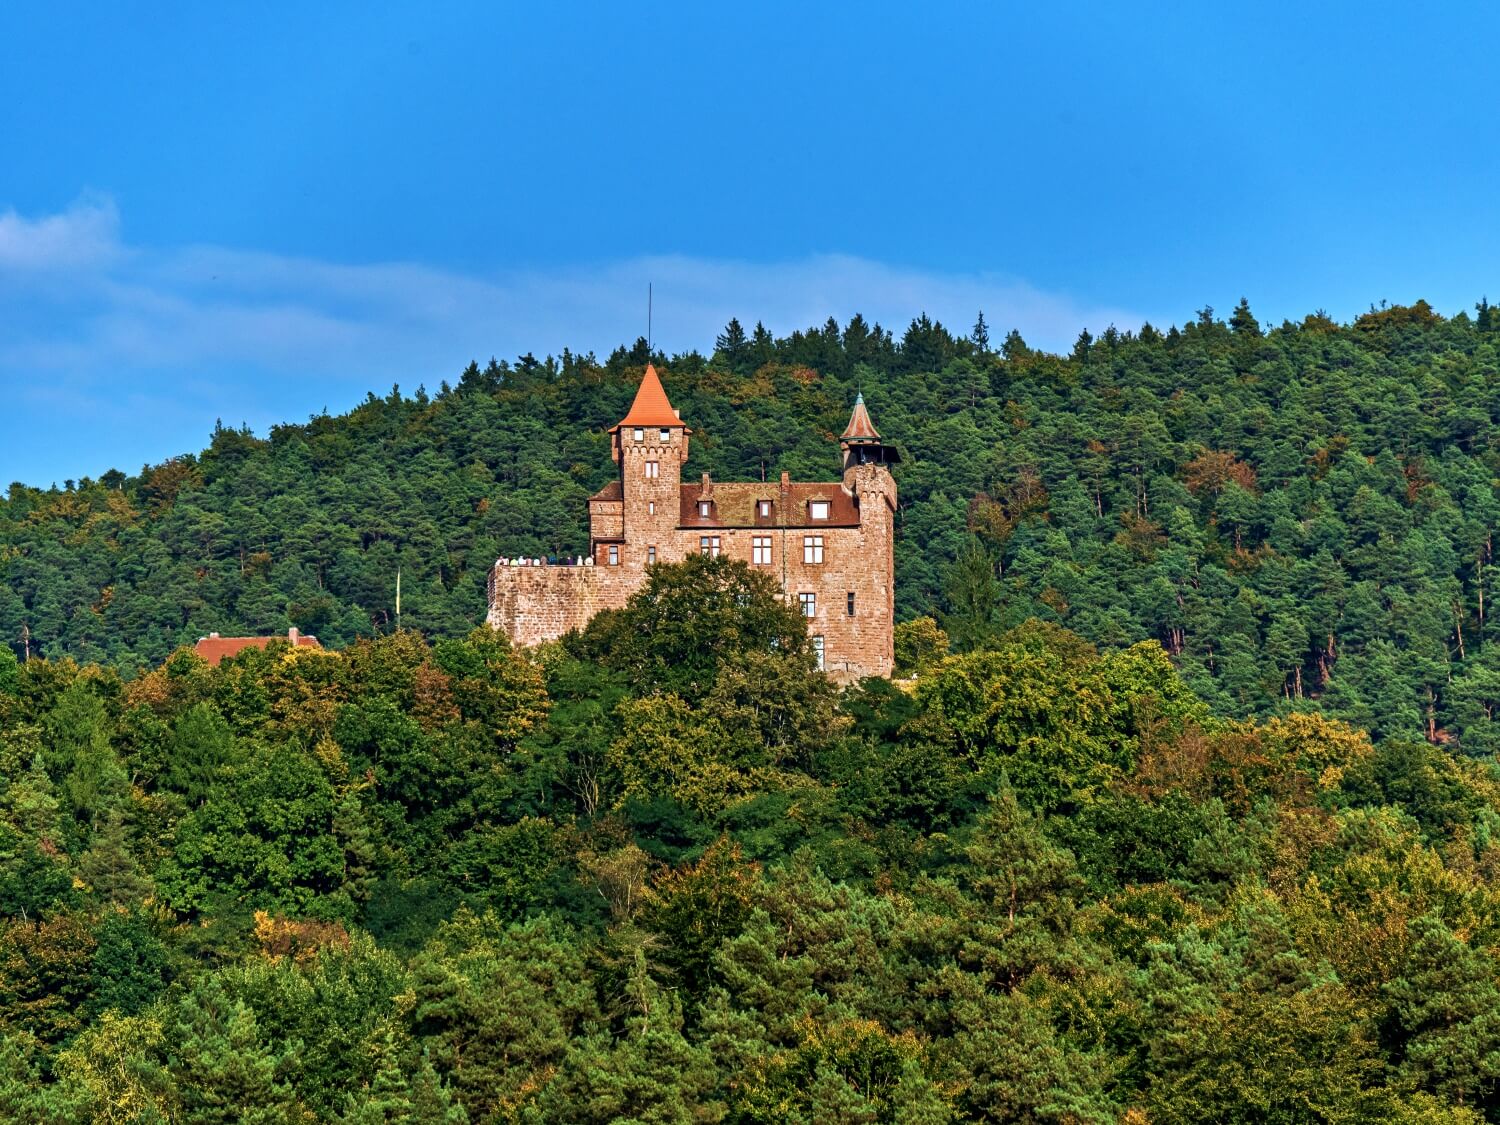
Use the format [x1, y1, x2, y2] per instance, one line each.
[611, 364, 687, 431]
[840, 393, 881, 443]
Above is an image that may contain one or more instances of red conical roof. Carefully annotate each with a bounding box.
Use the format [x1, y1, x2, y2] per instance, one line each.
[840, 392, 881, 443]
[611, 364, 684, 431]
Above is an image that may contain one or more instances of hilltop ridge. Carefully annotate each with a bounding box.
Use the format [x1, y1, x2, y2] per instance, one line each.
[6, 300, 1500, 745]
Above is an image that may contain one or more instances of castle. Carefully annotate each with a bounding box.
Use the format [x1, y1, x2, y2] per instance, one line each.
[486, 365, 900, 680]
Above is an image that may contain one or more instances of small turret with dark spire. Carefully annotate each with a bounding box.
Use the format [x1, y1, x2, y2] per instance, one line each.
[840, 393, 899, 472]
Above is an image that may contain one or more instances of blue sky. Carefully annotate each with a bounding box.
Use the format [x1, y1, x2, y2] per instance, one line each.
[2, 2, 1497, 487]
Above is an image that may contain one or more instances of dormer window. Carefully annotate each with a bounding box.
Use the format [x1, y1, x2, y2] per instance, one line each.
[698, 501, 713, 518]
[809, 501, 830, 521]
[758, 500, 772, 518]
[659, 428, 672, 442]
[633, 428, 644, 443]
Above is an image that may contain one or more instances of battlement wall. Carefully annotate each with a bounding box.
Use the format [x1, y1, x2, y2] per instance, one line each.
[486, 564, 637, 647]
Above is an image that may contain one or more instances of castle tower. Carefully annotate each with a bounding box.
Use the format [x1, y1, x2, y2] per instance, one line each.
[839, 392, 900, 473]
[602, 364, 690, 570]
[840, 394, 900, 673]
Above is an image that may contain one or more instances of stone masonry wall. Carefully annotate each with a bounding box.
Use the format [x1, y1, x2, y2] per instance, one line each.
[485, 565, 637, 648]
[489, 417, 897, 679]
[488, 484, 896, 679]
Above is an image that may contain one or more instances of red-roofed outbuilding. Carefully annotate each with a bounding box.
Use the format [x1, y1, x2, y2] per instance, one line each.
[193, 627, 321, 666]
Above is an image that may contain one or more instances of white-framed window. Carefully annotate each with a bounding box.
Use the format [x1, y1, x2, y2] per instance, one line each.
[648, 546, 657, 564]
[607, 544, 620, 566]
[659, 428, 672, 442]
[698, 500, 712, 517]
[752, 536, 772, 565]
[812, 635, 825, 670]
[810, 501, 830, 521]
[700, 536, 721, 557]
[758, 500, 772, 518]
[847, 591, 856, 616]
[645, 461, 659, 479]
[803, 535, 824, 564]
[633, 428, 644, 442]
[799, 592, 816, 618]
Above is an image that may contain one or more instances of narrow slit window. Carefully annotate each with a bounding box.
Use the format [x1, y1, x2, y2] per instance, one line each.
[847, 591, 856, 616]
[812, 635, 825, 670]
[648, 501, 655, 514]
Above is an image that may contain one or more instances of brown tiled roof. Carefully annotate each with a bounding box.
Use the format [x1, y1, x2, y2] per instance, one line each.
[611, 364, 686, 431]
[193, 630, 321, 667]
[590, 480, 623, 502]
[679, 482, 859, 528]
[841, 393, 881, 442]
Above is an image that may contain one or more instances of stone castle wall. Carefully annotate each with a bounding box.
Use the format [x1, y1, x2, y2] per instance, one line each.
[487, 464, 896, 679]
[485, 565, 636, 648]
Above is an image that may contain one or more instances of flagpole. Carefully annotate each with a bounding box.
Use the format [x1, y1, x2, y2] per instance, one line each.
[396, 566, 402, 632]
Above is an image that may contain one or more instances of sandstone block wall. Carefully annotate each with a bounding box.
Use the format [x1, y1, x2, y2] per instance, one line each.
[590, 500, 623, 541]
[486, 566, 636, 647]
[489, 415, 897, 679]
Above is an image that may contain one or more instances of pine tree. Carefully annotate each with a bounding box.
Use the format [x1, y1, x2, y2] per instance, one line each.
[168, 977, 305, 1124]
[1229, 296, 1262, 337]
[715, 318, 750, 373]
[1385, 913, 1500, 1107]
[339, 1023, 467, 1124]
[78, 807, 150, 907]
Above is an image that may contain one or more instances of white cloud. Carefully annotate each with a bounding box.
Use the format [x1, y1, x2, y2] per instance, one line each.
[0, 197, 1151, 389]
[0, 195, 122, 272]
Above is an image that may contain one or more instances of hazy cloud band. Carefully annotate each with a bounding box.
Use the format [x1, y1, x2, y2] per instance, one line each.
[0, 197, 1149, 386]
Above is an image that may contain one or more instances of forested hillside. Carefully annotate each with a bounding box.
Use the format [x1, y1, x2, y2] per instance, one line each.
[6, 299, 1500, 746]
[7, 557, 1500, 1122]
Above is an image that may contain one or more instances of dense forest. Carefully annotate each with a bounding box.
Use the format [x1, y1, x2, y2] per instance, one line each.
[6, 554, 1500, 1122]
[6, 300, 1500, 746]
[10, 300, 1500, 1119]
